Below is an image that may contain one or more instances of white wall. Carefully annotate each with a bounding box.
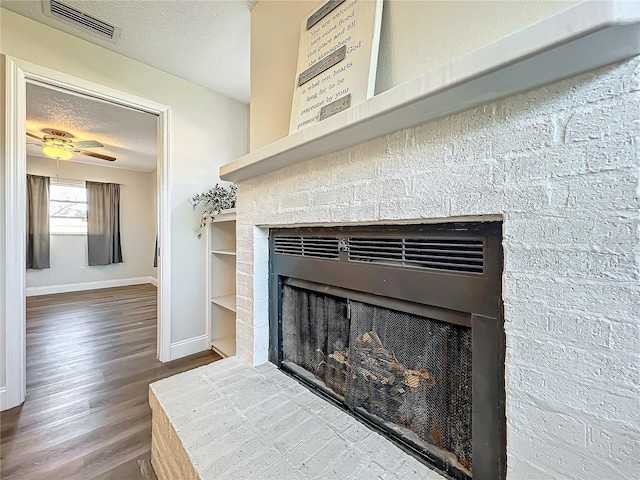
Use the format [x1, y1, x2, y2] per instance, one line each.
[0, 9, 248, 353]
[25, 156, 156, 292]
[250, 0, 317, 151]
[374, 0, 577, 94]
[250, 0, 577, 150]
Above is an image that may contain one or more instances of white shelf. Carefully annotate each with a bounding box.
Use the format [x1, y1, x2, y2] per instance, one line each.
[211, 294, 236, 313]
[211, 249, 236, 256]
[207, 216, 237, 359]
[211, 334, 235, 358]
[212, 208, 236, 223]
[220, 0, 640, 182]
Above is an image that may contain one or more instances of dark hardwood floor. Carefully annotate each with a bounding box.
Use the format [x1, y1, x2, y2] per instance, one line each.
[0, 284, 221, 479]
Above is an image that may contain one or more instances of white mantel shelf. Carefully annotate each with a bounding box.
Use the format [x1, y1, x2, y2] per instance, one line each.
[221, 1, 640, 182]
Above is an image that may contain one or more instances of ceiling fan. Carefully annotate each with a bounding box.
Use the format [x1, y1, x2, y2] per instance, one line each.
[26, 129, 116, 162]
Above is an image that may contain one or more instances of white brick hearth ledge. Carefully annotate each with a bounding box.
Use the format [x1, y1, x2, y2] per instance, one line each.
[220, 0, 640, 182]
[150, 357, 447, 480]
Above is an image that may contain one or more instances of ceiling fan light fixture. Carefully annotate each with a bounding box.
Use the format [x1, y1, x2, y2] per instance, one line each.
[28, 129, 116, 162]
[42, 144, 73, 160]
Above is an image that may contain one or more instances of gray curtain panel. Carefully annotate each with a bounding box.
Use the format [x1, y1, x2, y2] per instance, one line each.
[87, 181, 123, 266]
[153, 233, 158, 268]
[26, 174, 50, 269]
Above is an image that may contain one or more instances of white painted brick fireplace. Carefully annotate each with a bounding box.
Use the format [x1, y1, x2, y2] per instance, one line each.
[234, 58, 640, 479]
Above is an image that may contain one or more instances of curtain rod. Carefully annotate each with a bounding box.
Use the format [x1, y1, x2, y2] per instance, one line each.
[30, 174, 123, 186]
[84, 179, 124, 186]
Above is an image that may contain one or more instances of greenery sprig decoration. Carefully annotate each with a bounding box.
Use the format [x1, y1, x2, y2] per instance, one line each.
[189, 183, 237, 238]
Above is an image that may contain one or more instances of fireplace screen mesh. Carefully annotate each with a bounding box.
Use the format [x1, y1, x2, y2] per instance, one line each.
[282, 286, 350, 395]
[282, 284, 473, 474]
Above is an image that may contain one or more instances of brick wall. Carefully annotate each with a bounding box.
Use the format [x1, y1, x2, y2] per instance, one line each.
[236, 57, 640, 479]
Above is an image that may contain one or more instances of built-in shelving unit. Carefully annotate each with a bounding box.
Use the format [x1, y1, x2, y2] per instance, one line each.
[220, 1, 640, 183]
[206, 208, 236, 358]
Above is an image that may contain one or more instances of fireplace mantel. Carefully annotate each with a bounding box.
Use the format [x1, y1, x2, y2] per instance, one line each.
[221, 0, 640, 183]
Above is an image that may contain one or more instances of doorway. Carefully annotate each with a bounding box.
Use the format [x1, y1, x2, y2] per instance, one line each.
[25, 81, 158, 296]
[3, 56, 172, 410]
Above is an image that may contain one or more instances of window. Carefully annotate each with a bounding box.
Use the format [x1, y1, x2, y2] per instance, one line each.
[49, 179, 87, 235]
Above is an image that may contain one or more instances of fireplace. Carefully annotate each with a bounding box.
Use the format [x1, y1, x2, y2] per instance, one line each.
[269, 222, 505, 479]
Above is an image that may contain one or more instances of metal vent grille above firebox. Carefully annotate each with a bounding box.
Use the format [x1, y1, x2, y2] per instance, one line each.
[349, 237, 484, 274]
[273, 233, 485, 275]
[273, 236, 340, 259]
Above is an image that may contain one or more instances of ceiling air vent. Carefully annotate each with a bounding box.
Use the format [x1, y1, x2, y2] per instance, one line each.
[274, 236, 339, 260]
[348, 236, 485, 274]
[43, 0, 122, 43]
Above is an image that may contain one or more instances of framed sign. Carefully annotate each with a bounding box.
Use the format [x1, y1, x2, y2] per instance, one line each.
[289, 0, 383, 134]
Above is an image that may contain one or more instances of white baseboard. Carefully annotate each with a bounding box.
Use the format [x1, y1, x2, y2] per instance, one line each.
[0, 387, 7, 411]
[170, 335, 208, 361]
[26, 276, 158, 297]
[0, 385, 24, 411]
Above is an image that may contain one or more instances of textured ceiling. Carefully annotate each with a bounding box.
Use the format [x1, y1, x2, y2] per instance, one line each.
[2, 0, 252, 103]
[26, 83, 158, 171]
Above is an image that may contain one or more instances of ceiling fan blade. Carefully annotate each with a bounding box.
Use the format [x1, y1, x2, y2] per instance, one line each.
[26, 132, 43, 140]
[72, 140, 104, 149]
[77, 150, 116, 162]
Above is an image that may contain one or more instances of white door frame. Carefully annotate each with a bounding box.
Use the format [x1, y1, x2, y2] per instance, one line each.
[2, 56, 172, 410]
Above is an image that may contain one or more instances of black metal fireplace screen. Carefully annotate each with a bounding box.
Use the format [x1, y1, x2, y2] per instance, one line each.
[269, 223, 505, 480]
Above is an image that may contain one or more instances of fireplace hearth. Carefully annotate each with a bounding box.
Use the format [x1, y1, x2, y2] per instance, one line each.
[269, 223, 505, 480]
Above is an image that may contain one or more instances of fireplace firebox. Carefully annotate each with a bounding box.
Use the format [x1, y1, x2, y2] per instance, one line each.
[269, 223, 505, 480]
